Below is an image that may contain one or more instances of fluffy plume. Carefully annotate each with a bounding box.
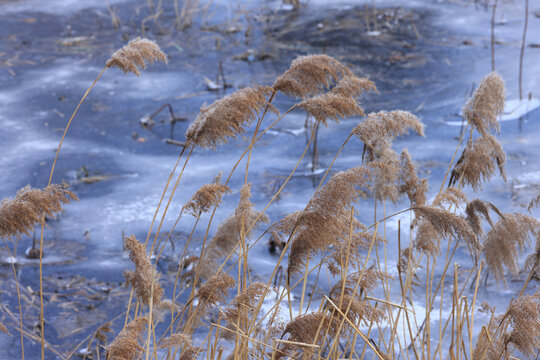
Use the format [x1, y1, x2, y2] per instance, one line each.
[124, 235, 163, 306]
[297, 93, 365, 125]
[414, 218, 442, 256]
[0, 185, 77, 240]
[523, 233, 540, 274]
[483, 213, 539, 283]
[106, 38, 167, 76]
[223, 282, 271, 336]
[506, 294, 540, 357]
[185, 86, 276, 149]
[398, 149, 428, 206]
[449, 134, 506, 190]
[432, 187, 468, 209]
[0, 322, 8, 335]
[465, 199, 503, 236]
[287, 166, 372, 276]
[159, 333, 201, 360]
[352, 111, 424, 160]
[414, 206, 478, 256]
[369, 148, 400, 203]
[268, 211, 302, 252]
[463, 72, 505, 136]
[330, 76, 377, 98]
[278, 312, 339, 357]
[183, 173, 230, 217]
[197, 185, 269, 279]
[273, 54, 353, 99]
[107, 317, 147, 360]
[197, 273, 235, 307]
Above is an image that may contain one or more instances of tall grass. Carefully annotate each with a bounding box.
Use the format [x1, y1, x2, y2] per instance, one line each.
[0, 41, 539, 360]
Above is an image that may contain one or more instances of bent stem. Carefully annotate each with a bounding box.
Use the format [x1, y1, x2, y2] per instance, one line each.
[40, 65, 107, 360]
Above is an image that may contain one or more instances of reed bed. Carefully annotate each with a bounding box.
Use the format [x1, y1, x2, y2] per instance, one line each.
[0, 38, 539, 360]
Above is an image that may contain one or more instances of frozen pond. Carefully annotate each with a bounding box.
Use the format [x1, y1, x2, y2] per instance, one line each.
[0, 0, 539, 358]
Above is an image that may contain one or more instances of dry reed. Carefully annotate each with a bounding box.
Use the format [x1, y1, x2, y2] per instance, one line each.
[463, 72, 505, 136]
[185, 86, 276, 149]
[273, 54, 353, 99]
[107, 317, 148, 360]
[106, 38, 167, 76]
[124, 235, 164, 306]
[0, 185, 77, 240]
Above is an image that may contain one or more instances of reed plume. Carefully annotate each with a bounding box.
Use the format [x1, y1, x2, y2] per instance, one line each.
[183, 173, 230, 218]
[223, 282, 270, 336]
[449, 134, 506, 190]
[106, 38, 167, 76]
[483, 213, 539, 283]
[0, 185, 77, 240]
[464, 199, 503, 236]
[124, 235, 164, 306]
[287, 166, 372, 277]
[185, 86, 276, 149]
[330, 75, 377, 98]
[197, 273, 235, 307]
[159, 333, 201, 360]
[278, 312, 339, 358]
[197, 184, 269, 279]
[268, 211, 302, 252]
[414, 219, 442, 256]
[506, 294, 540, 357]
[523, 233, 539, 273]
[398, 149, 428, 207]
[107, 317, 147, 360]
[297, 93, 365, 125]
[273, 54, 353, 99]
[413, 206, 478, 256]
[352, 110, 424, 161]
[432, 187, 468, 209]
[463, 72, 505, 136]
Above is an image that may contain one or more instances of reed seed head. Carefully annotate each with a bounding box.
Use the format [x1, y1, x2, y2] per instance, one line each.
[273, 54, 353, 99]
[463, 72, 505, 136]
[0, 185, 77, 240]
[185, 86, 276, 149]
[197, 273, 235, 307]
[123, 235, 164, 306]
[107, 317, 147, 360]
[183, 173, 230, 217]
[106, 38, 167, 76]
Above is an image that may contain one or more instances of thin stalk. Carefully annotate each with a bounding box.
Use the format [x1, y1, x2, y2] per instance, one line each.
[2, 238, 24, 359]
[40, 65, 107, 360]
[518, 0, 529, 100]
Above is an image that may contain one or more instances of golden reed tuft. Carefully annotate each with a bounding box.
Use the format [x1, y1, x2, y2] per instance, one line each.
[449, 134, 506, 190]
[106, 38, 167, 76]
[287, 166, 372, 276]
[124, 235, 164, 306]
[183, 173, 230, 218]
[0, 185, 77, 240]
[185, 86, 276, 149]
[107, 317, 148, 360]
[463, 72, 505, 136]
[483, 213, 539, 283]
[159, 333, 201, 360]
[196, 273, 235, 307]
[273, 54, 353, 99]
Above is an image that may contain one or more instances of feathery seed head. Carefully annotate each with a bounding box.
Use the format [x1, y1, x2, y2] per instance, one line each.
[463, 72, 505, 136]
[106, 38, 167, 76]
[185, 86, 276, 149]
[273, 54, 353, 99]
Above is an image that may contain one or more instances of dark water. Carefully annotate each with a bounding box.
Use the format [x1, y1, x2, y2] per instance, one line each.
[0, 0, 539, 358]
